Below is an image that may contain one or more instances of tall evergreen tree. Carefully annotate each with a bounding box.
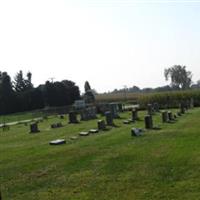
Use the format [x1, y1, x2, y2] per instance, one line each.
[84, 81, 91, 93]
[13, 70, 33, 92]
[0, 72, 16, 114]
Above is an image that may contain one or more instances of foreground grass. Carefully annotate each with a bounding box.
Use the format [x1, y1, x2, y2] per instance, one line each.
[1, 108, 200, 199]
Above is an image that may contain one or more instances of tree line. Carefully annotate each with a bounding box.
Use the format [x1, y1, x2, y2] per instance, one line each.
[111, 65, 200, 94]
[0, 70, 80, 115]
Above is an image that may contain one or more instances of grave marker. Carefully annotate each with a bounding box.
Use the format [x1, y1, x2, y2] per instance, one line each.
[105, 111, 113, 126]
[168, 111, 174, 121]
[97, 120, 106, 130]
[109, 103, 119, 118]
[147, 104, 153, 115]
[30, 123, 40, 133]
[153, 102, 160, 112]
[79, 131, 89, 136]
[49, 139, 66, 145]
[68, 112, 78, 123]
[131, 108, 138, 121]
[162, 111, 169, 123]
[131, 128, 143, 136]
[144, 115, 153, 129]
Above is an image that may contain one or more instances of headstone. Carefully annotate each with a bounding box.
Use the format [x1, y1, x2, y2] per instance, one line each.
[105, 111, 113, 126]
[97, 103, 110, 115]
[147, 104, 153, 115]
[80, 110, 88, 121]
[80, 106, 97, 121]
[153, 102, 160, 112]
[131, 128, 143, 136]
[70, 136, 78, 140]
[49, 139, 66, 145]
[97, 120, 106, 130]
[180, 102, 185, 114]
[123, 120, 130, 124]
[30, 123, 40, 133]
[168, 111, 174, 121]
[79, 131, 89, 136]
[162, 111, 169, 123]
[131, 109, 138, 121]
[68, 112, 78, 123]
[74, 100, 86, 110]
[51, 122, 63, 128]
[89, 129, 98, 133]
[109, 103, 119, 118]
[118, 103, 123, 112]
[144, 115, 153, 129]
[59, 115, 64, 119]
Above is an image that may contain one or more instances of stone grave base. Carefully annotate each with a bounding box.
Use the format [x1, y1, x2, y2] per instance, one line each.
[79, 131, 89, 136]
[89, 129, 98, 134]
[49, 139, 66, 145]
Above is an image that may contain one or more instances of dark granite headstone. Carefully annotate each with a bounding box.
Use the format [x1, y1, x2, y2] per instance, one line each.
[162, 111, 168, 123]
[168, 111, 174, 121]
[153, 103, 160, 112]
[30, 123, 40, 133]
[51, 122, 63, 128]
[147, 104, 153, 115]
[80, 107, 97, 121]
[131, 109, 138, 121]
[105, 111, 113, 126]
[109, 103, 119, 118]
[68, 112, 78, 123]
[144, 115, 153, 129]
[97, 120, 106, 130]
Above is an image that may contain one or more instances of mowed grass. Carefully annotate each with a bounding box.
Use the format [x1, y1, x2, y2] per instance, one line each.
[0, 111, 43, 124]
[1, 108, 200, 199]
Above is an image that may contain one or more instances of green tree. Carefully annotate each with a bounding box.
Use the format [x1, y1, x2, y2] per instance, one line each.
[13, 70, 33, 92]
[84, 81, 91, 93]
[84, 81, 95, 103]
[164, 65, 192, 90]
[0, 72, 16, 114]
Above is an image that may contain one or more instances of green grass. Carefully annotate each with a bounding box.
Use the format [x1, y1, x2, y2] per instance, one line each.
[0, 111, 43, 124]
[1, 108, 200, 199]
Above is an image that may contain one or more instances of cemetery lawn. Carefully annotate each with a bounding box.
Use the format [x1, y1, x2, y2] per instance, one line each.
[1, 108, 200, 199]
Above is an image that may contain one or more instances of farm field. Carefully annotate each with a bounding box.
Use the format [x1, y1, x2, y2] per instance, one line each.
[1, 108, 200, 199]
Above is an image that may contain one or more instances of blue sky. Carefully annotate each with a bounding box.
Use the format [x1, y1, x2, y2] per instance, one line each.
[0, 0, 200, 92]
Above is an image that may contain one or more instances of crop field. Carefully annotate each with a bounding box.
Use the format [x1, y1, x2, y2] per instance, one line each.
[1, 108, 200, 199]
